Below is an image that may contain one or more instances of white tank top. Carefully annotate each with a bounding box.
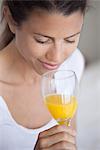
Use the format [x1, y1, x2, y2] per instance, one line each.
[0, 49, 84, 150]
[0, 96, 58, 150]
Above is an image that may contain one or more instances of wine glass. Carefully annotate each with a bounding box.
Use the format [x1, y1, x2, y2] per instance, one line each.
[41, 70, 78, 126]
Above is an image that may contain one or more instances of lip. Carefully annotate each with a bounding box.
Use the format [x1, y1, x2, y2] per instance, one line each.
[38, 59, 59, 70]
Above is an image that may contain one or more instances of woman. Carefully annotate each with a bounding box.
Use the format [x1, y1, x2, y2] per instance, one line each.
[0, 0, 87, 149]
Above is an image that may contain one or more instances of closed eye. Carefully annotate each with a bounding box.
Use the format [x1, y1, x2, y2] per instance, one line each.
[35, 38, 51, 44]
[64, 39, 75, 44]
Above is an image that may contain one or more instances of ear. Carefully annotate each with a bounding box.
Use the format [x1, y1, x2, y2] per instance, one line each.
[3, 6, 17, 34]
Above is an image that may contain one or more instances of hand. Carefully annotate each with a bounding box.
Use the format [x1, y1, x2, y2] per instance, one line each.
[34, 125, 77, 150]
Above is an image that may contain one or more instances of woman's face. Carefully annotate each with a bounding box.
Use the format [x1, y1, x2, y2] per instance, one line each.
[13, 10, 83, 75]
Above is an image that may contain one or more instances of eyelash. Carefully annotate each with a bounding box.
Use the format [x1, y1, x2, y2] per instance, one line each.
[65, 40, 75, 44]
[35, 38, 75, 44]
[35, 39, 51, 44]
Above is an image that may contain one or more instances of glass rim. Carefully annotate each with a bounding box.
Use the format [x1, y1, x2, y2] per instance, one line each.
[42, 69, 76, 80]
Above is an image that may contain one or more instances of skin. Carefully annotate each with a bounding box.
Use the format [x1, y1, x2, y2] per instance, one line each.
[35, 125, 77, 150]
[0, 8, 83, 150]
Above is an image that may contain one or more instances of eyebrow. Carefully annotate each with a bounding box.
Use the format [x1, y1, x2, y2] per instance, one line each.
[33, 32, 80, 39]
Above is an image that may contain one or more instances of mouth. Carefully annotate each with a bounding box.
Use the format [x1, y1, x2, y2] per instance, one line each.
[38, 59, 59, 70]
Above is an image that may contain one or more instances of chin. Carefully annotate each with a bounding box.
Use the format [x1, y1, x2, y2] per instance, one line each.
[37, 69, 50, 76]
[34, 67, 45, 76]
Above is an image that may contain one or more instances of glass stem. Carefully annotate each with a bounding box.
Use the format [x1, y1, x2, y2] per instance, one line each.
[57, 118, 71, 127]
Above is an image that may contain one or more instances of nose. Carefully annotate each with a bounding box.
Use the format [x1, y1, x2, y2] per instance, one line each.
[46, 42, 64, 63]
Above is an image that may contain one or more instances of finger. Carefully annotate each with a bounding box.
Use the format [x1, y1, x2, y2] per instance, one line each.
[39, 132, 76, 148]
[42, 141, 76, 150]
[39, 125, 76, 138]
[48, 131, 76, 145]
[51, 141, 76, 150]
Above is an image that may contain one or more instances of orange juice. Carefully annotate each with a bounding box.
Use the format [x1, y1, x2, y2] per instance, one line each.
[45, 94, 78, 125]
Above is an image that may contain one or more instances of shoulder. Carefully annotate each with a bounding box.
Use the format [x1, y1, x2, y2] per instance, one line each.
[59, 48, 85, 81]
[67, 48, 85, 65]
[67, 48, 85, 71]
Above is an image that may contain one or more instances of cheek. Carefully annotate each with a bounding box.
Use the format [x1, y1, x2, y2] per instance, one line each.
[68, 37, 80, 53]
[15, 33, 39, 58]
[75, 36, 80, 46]
[26, 44, 48, 59]
[63, 45, 77, 58]
[63, 39, 80, 59]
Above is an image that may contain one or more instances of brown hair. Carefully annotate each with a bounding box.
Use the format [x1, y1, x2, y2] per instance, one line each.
[0, 0, 88, 50]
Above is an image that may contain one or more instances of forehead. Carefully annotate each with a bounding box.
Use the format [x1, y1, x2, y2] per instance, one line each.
[21, 10, 83, 38]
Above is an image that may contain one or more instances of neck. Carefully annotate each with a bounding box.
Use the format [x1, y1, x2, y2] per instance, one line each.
[3, 40, 41, 85]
